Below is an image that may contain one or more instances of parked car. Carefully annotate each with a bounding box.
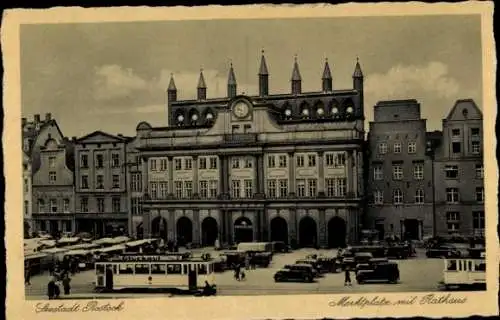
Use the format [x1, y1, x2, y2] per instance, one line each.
[271, 241, 289, 253]
[284, 264, 318, 278]
[343, 252, 373, 270]
[426, 245, 461, 258]
[356, 262, 400, 284]
[274, 268, 314, 283]
[296, 259, 321, 272]
[250, 252, 273, 267]
[316, 256, 339, 273]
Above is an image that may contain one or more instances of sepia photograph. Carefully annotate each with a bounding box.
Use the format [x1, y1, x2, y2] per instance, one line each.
[2, 2, 498, 319]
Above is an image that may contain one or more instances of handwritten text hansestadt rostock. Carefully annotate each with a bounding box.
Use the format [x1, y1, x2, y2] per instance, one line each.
[34, 301, 124, 313]
[329, 294, 468, 309]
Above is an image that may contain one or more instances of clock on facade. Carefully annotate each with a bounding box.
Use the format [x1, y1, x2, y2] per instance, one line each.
[232, 101, 250, 118]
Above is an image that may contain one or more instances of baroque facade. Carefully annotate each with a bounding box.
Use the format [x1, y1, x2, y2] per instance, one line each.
[74, 131, 130, 237]
[134, 54, 366, 248]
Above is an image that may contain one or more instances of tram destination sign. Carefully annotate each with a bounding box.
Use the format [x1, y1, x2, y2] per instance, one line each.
[110, 255, 187, 262]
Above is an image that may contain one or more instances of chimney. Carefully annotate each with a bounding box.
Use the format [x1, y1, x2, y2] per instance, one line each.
[34, 114, 41, 123]
[45, 113, 52, 121]
[22, 118, 27, 127]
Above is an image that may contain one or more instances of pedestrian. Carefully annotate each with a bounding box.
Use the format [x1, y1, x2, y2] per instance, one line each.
[54, 281, 61, 299]
[62, 274, 71, 295]
[240, 269, 246, 281]
[344, 266, 352, 286]
[47, 276, 57, 299]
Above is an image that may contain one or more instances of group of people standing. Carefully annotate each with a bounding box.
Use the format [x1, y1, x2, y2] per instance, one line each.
[46, 259, 73, 299]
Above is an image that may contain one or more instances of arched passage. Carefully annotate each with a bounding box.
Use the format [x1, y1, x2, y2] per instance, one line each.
[234, 217, 253, 243]
[201, 217, 218, 246]
[270, 217, 288, 243]
[299, 216, 317, 247]
[176, 217, 193, 246]
[151, 216, 168, 240]
[328, 217, 347, 248]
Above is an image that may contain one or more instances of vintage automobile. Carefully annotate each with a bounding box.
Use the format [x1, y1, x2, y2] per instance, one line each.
[284, 263, 318, 278]
[316, 256, 339, 273]
[296, 259, 322, 272]
[219, 250, 246, 268]
[385, 244, 411, 259]
[426, 245, 462, 258]
[271, 241, 289, 253]
[356, 262, 400, 284]
[343, 252, 374, 270]
[274, 268, 314, 283]
[250, 252, 273, 267]
[350, 245, 386, 258]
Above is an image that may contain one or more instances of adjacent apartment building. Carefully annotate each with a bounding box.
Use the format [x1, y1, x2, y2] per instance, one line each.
[366, 100, 434, 240]
[74, 131, 130, 237]
[134, 53, 366, 248]
[433, 99, 484, 237]
[28, 114, 76, 234]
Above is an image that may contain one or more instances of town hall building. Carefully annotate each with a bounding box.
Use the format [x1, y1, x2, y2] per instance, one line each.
[134, 53, 367, 248]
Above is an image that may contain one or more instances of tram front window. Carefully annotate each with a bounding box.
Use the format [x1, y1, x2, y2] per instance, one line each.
[198, 264, 207, 275]
[151, 264, 167, 274]
[119, 264, 134, 274]
[447, 260, 457, 271]
[96, 264, 105, 275]
[167, 264, 182, 274]
[135, 264, 150, 274]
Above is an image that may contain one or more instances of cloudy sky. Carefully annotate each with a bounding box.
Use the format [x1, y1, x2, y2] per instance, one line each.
[20, 14, 482, 138]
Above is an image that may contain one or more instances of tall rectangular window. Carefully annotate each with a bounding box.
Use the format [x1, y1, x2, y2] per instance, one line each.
[231, 180, 241, 198]
[471, 141, 481, 154]
[476, 187, 484, 202]
[159, 182, 168, 199]
[63, 199, 70, 212]
[267, 155, 276, 168]
[446, 188, 460, 203]
[24, 178, 29, 193]
[326, 178, 335, 197]
[209, 157, 217, 169]
[112, 197, 121, 213]
[24, 200, 29, 216]
[96, 175, 104, 189]
[199, 157, 207, 170]
[244, 179, 253, 198]
[337, 178, 346, 197]
[184, 158, 192, 170]
[131, 173, 142, 192]
[111, 153, 120, 167]
[232, 158, 240, 169]
[184, 181, 193, 198]
[452, 142, 461, 153]
[150, 182, 158, 199]
[393, 142, 402, 153]
[267, 180, 276, 198]
[326, 154, 335, 167]
[97, 198, 105, 213]
[112, 175, 120, 188]
[80, 198, 88, 212]
[278, 155, 287, 168]
[96, 154, 104, 168]
[471, 128, 480, 138]
[174, 159, 182, 170]
[244, 158, 253, 168]
[307, 179, 317, 197]
[175, 181, 183, 198]
[373, 166, 383, 180]
[279, 179, 288, 198]
[296, 179, 306, 197]
[308, 154, 316, 167]
[407, 142, 417, 154]
[415, 189, 425, 204]
[160, 158, 168, 171]
[209, 180, 218, 198]
[296, 155, 305, 168]
[80, 154, 88, 168]
[50, 199, 57, 213]
[378, 143, 387, 154]
[413, 163, 424, 180]
[475, 164, 484, 179]
[473, 211, 485, 234]
[150, 158, 157, 171]
[37, 199, 45, 213]
[199, 180, 208, 198]
[49, 156, 56, 168]
[446, 212, 460, 233]
[392, 165, 403, 180]
[393, 189, 403, 204]
[81, 175, 89, 189]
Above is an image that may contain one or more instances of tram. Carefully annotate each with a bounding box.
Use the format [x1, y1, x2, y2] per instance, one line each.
[442, 249, 486, 289]
[94, 254, 216, 292]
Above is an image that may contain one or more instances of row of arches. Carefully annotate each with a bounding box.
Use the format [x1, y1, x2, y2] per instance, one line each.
[143, 215, 347, 248]
[173, 107, 217, 127]
[281, 99, 356, 119]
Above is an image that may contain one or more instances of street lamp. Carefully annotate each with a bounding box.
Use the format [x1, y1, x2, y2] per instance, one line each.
[425, 141, 437, 237]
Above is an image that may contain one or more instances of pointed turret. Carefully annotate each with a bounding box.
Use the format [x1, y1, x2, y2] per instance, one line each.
[291, 55, 302, 95]
[227, 62, 237, 98]
[167, 73, 177, 103]
[353, 57, 364, 78]
[322, 58, 332, 92]
[197, 68, 207, 100]
[258, 50, 269, 97]
[352, 57, 364, 119]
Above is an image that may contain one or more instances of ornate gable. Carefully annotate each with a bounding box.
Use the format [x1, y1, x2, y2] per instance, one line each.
[446, 99, 482, 121]
[76, 130, 127, 144]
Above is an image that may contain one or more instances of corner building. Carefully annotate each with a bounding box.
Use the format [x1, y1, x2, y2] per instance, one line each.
[136, 54, 366, 248]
